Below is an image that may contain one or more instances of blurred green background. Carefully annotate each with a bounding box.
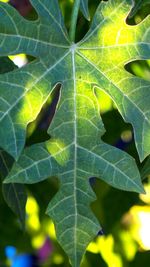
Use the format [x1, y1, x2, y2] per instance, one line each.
[0, 0, 150, 266]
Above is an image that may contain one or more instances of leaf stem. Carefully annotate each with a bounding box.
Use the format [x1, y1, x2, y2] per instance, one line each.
[69, 0, 80, 42]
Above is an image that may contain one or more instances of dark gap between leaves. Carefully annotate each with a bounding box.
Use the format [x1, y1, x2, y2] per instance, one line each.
[126, 3, 150, 25]
[125, 60, 150, 81]
[26, 85, 61, 146]
[9, 0, 38, 20]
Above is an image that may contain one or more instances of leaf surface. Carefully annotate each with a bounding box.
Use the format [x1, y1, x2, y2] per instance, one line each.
[0, 57, 27, 228]
[1, 0, 150, 266]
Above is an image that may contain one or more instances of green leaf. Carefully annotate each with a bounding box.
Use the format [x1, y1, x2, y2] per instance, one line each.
[1, 0, 149, 266]
[141, 156, 150, 180]
[129, 0, 150, 18]
[78, 0, 150, 162]
[80, 0, 90, 21]
[2, 183, 27, 229]
[0, 0, 70, 159]
[0, 150, 27, 228]
[0, 58, 27, 228]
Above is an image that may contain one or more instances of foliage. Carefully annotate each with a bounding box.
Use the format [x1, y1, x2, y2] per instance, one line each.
[0, 0, 150, 267]
[80, 0, 90, 21]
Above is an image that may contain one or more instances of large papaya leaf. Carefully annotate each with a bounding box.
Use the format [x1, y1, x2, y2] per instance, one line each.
[1, 0, 150, 266]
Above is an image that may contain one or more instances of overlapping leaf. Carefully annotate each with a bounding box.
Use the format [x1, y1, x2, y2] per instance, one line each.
[0, 150, 27, 228]
[141, 156, 150, 180]
[0, 0, 150, 266]
[129, 0, 150, 18]
[80, 0, 90, 21]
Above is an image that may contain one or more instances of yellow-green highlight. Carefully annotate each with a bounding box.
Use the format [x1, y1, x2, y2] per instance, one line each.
[9, 54, 27, 68]
[46, 139, 70, 166]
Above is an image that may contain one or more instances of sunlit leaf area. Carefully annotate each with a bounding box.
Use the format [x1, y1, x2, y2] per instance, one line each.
[0, 0, 150, 267]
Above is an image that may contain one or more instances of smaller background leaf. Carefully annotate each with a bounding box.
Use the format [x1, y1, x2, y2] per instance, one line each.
[0, 150, 27, 229]
[80, 0, 90, 21]
[129, 0, 150, 18]
[141, 157, 150, 180]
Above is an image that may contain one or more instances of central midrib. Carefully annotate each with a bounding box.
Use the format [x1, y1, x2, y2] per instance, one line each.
[71, 47, 78, 266]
